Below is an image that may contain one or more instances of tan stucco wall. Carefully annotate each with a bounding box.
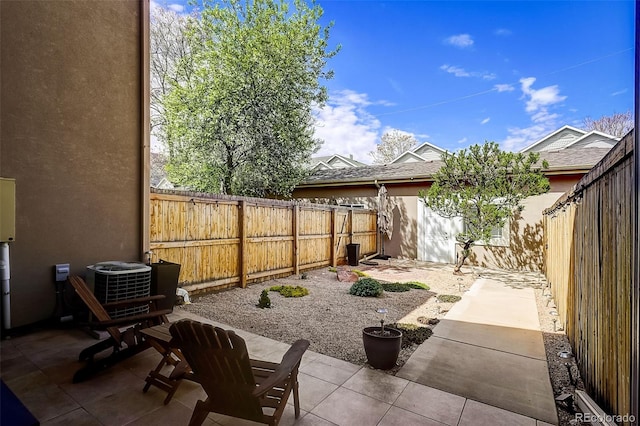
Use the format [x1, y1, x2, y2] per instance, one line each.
[294, 174, 583, 272]
[292, 181, 428, 259]
[469, 175, 580, 271]
[0, 0, 148, 328]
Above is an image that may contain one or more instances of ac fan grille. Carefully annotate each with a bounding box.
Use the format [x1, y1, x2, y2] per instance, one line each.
[94, 270, 151, 319]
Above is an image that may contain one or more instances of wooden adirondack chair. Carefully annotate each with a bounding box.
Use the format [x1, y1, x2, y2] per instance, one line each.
[169, 319, 310, 426]
[68, 275, 172, 383]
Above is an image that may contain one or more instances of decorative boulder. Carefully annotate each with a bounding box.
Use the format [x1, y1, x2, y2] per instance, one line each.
[337, 270, 359, 283]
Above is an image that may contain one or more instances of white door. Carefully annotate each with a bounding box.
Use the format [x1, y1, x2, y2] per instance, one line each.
[417, 200, 462, 263]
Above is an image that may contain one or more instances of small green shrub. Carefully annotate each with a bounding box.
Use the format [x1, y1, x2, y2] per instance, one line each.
[437, 294, 462, 303]
[328, 267, 337, 272]
[406, 281, 430, 290]
[349, 278, 383, 297]
[381, 281, 429, 292]
[381, 282, 411, 292]
[352, 269, 369, 277]
[269, 285, 309, 298]
[388, 323, 433, 348]
[257, 289, 271, 308]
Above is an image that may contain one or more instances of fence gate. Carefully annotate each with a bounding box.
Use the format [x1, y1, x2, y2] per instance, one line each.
[417, 200, 462, 264]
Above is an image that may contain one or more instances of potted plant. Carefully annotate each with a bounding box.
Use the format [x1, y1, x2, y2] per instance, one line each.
[362, 308, 403, 369]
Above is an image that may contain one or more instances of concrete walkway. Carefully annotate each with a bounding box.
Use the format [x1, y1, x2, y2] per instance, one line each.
[397, 277, 558, 425]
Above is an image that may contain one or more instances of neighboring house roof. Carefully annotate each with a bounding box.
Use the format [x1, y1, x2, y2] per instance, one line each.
[389, 151, 429, 164]
[564, 131, 619, 150]
[390, 141, 447, 164]
[300, 160, 444, 187]
[298, 147, 612, 188]
[308, 154, 367, 171]
[537, 148, 612, 174]
[519, 125, 619, 153]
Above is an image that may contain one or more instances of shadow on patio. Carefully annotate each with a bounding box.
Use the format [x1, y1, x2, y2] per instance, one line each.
[1, 275, 557, 426]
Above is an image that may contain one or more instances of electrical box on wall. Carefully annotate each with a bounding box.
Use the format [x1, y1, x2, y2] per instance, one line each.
[0, 178, 16, 242]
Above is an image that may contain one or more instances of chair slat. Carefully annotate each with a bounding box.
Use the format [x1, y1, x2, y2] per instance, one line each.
[169, 319, 309, 426]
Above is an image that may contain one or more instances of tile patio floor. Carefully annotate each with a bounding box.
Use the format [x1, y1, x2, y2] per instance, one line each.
[1, 309, 555, 426]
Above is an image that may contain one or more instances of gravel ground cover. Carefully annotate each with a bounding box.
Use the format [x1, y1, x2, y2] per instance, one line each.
[177, 259, 584, 424]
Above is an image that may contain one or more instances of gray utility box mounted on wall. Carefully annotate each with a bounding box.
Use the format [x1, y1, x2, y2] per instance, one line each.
[0, 178, 16, 243]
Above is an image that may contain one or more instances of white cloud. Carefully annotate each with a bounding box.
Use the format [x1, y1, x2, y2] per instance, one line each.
[150, 1, 187, 14]
[494, 83, 515, 92]
[501, 124, 550, 152]
[167, 4, 185, 12]
[440, 64, 470, 77]
[494, 28, 512, 36]
[481, 117, 490, 125]
[457, 137, 468, 144]
[500, 77, 566, 151]
[520, 77, 566, 112]
[312, 90, 383, 163]
[611, 88, 627, 96]
[444, 34, 474, 48]
[441, 65, 496, 80]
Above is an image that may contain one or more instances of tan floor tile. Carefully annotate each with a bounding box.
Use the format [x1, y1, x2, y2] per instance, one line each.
[209, 403, 307, 426]
[82, 385, 166, 426]
[0, 338, 21, 361]
[300, 353, 360, 386]
[294, 412, 339, 425]
[394, 382, 465, 426]
[4, 370, 80, 423]
[293, 372, 338, 412]
[303, 352, 361, 374]
[342, 367, 409, 404]
[458, 399, 537, 426]
[60, 365, 144, 405]
[41, 408, 102, 426]
[127, 399, 215, 426]
[171, 379, 208, 409]
[118, 349, 165, 380]
[378, 406, 447, 426]
[0, 353, 39, 381]
[311, 386, 391, 426]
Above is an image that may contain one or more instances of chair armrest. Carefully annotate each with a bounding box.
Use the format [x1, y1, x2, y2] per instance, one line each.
[101, 294, 166, 310]
[89, 308, 172, 328]
[252, 339, 309, 398]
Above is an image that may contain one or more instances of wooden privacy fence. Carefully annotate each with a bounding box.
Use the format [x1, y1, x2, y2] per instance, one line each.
[543, 130, 635, 420]
[150, 189, 377, 293]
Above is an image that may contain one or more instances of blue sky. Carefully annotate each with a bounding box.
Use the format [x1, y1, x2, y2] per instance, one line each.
[153, 0, 635, 163]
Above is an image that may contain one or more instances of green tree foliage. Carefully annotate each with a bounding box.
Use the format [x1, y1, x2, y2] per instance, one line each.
[163, 0, 339, 196]
[419, 142, 550, 273]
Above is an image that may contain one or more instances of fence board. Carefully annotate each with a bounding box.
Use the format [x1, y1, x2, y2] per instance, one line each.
[150, 189, 377, 293]
[543, 130, 634, 421]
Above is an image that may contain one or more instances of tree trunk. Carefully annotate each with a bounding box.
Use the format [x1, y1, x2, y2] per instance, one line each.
[453, 240, 474, 275]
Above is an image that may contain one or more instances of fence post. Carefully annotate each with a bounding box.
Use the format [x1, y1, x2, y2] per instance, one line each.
[239, 200, 247, 288]
[293, 205, 299, 275]
[349, 209, 354, 244]
[331, 208, 337, 267]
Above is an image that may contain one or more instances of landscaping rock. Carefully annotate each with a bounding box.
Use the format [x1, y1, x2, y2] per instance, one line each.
[337, 270, 358, 282]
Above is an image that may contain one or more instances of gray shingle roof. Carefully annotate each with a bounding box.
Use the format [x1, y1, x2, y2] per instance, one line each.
[537, 148, 611, 171]
[301, 160, 444, 185]
[299, 147, 612, 186]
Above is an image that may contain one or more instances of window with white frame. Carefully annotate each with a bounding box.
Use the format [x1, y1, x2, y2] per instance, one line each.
[463, 219, 510, 247]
